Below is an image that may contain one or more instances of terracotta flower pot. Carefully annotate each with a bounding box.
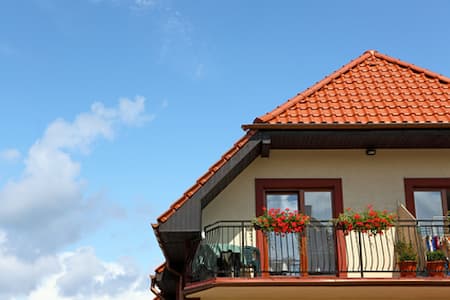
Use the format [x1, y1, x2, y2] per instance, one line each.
[399, 261, 417, 278]
[426, 261, 446, 278]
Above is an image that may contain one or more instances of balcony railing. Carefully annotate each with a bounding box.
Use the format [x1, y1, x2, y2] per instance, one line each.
[187, 219, 449, 282]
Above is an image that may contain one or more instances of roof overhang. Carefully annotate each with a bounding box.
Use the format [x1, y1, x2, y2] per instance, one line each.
[241, 127, 450, 150]
[154, 126, 450, 266]
[153, 132, 264, 266]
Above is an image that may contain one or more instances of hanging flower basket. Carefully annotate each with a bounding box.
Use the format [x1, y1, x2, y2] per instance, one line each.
[335, 205, 396, 236]
[252, 207, 310, 235]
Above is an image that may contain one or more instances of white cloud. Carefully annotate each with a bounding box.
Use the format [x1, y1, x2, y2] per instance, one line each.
[0, 231, 60, 297]
[159, 10, 193, 62]
[0, 97, 151, 298]
[56, 247, 143, 298]
[194, 63, 205, 79]
[0, 148, 21, 162]
[118, 96, 153, 125]
[91, 0, 158, 11]
[161, 99, 169, 109]
[133, 0, 156, 9]
[0, 231, 149, 300]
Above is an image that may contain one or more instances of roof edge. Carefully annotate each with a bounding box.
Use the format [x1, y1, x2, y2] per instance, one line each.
[255, 50, 374, 123]
[156, 130, 257, 224]
[373, 51, 450, 84]
[254, 50, 450, 125]
[242, 122, 450, 131]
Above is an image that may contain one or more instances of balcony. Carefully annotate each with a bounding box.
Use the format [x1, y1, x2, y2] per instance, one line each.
[188, 220, 449, 282]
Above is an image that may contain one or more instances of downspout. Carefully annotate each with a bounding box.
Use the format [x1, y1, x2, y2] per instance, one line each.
[152, 223, 185, 300]
[166, 263, 184, 300]
[150, 274, 162, 299]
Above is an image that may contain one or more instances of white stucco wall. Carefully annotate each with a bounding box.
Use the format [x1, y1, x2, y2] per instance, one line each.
[202, 149, 450, 228]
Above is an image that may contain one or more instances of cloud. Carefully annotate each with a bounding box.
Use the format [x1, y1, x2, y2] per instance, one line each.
[159, 10, 193, 62]
[156, 8, 209, 79]
[0, 231, 60, 297]
[133, 0, 157, 9]
[194, 63, 205, 79]
[0, 244, 148, 300]
[56, 247, 143, 298]
[0, 148, 21, 162]
[161, 99, 169, 109]
[0, 97, 151, 298]
[91, 0, 158, 11]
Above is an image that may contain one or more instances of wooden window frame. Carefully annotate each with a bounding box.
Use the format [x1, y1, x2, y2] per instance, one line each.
[255, 178, 343, 218]
[404, 178, 450, 217]
[255, 178, 344, 277]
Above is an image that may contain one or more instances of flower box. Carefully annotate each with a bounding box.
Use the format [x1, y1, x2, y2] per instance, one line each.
[253, 208, 310, 235]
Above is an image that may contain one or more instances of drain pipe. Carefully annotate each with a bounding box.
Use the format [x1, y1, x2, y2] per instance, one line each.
[150, 274, 162, 299]
[166, 263, 183, 300]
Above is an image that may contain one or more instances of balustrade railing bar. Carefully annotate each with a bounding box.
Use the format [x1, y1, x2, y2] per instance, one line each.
[188, 219, 449, 282]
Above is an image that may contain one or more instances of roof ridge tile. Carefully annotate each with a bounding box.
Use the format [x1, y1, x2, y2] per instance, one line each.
[250, 50, 449, 128]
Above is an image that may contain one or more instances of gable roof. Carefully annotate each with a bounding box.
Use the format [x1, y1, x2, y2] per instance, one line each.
[154, 50, 450, 227]
[152, 50, 450, 297]
[244, 50, 450, 129]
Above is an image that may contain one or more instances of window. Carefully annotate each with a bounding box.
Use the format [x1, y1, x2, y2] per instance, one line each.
[255, 179, 343, 275]
[405, 178, 450, 236]
[405, 178, 450, 220]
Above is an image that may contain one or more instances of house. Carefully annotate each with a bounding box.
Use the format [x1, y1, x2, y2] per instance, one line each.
[151, 50, 450, 300]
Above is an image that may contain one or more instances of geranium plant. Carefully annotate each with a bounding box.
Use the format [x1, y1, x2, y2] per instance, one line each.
[253, 207, 310, 235]
[335, 205, 396, 235]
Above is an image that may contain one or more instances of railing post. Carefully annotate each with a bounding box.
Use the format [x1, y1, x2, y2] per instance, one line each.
[241, 221, 245, 274]
[358, 231, 364, 278]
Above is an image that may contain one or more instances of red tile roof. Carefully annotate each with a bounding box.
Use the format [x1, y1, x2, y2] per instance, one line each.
[154, 50, 450, 227]
[248, 50, 450, 128]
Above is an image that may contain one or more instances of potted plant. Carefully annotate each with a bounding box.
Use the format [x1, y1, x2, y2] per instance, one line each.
[395, 240, 417, 278]
[252, 207, 310, 235]
[426, 250, 447, 277]
[335, 205, 396, 236]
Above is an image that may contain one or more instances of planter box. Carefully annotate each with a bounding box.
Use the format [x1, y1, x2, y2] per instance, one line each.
[426, 261, 446, 278]
[399, 261, 417, 278]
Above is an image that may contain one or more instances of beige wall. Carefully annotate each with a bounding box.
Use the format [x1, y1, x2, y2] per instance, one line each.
[202, 149, 450, 228]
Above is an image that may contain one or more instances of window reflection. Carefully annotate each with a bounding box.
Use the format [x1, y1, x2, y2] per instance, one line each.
[265, 191, 335, 275]
[414, 191, 445, 236]
[266, 193, 299, 275]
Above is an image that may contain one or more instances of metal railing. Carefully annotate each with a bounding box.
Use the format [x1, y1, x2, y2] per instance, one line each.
[187, 220, 449, 282]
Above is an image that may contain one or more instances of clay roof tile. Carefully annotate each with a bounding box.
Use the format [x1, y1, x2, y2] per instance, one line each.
[251, 50, 450, 127]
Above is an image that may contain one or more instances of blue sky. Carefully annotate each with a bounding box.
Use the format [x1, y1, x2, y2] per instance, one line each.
[1, 0, 450, 299]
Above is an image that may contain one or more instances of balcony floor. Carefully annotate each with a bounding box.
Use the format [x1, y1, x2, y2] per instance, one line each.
[185, 277, 450, 300]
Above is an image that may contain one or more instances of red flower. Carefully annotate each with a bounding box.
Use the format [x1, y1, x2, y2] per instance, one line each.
[336, 205, 396, 236]
[253, 208, 310, 235]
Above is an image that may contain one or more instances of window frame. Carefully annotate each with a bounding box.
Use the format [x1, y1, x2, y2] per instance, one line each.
[254, 178, 344, 277]
[404, 178, 450, 217]
[255, 178, 343, 218]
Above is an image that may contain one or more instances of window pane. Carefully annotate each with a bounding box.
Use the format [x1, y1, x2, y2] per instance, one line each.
[266, 193, 299, 275]
[304, 191, 332, 221]
[446, 189, 450, 215]
[414, 191, 445, 236]
[266, 193, 298, 211]
[414, 191, 443, 220]
[304, 191, 335, 274]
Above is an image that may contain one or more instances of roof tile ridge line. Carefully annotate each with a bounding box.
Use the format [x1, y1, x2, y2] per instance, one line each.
[154, 262, 166, 273]
[255, 51, 374, 123]
[156, 130, 257, 224]
[374, 52, 450, 83]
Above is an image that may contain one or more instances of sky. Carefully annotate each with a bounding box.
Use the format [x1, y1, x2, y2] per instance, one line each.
[1, 0, 450, 299]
